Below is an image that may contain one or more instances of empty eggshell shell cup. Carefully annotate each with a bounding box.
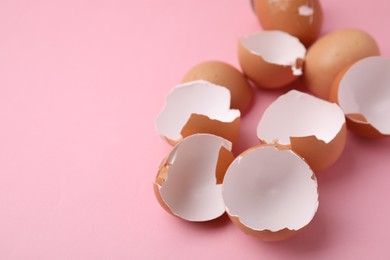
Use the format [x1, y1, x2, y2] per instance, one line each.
[155, 80, 241, 146]
[222, 145, 319, 241]
[330, 56, 390, 138]
[153, 134, 235, 221]
[238, 30, 306, 89]
[257, 90, 346, 172]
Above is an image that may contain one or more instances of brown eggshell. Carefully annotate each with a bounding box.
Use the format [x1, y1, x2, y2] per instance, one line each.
[222, 145, 318, 241]
[182, 61, 254, 114]
[304, 28, 380, 100]
[238, 31, 306, 89]
[154, 134, 235, 221]
[257, 90, 346, 172]
[344, 114, 384, 138]
[156, 80, 241, 146]
[289, 124, 347, 172]
[330, 56, 390, 138]
[253, 0, 323, 46]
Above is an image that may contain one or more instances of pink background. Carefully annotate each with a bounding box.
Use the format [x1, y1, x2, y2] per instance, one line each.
[1, 0, 390, 259]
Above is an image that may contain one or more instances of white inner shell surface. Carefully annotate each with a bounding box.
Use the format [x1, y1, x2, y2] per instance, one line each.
[156, 80, 240, 142]
[240, 31, 306, 75]
[159, 134, 232, 221]
[338, 56, 390, 134]
[298, 5, 314, 16]
[222, 146, 318, 231]
[257, 90, 345, 144]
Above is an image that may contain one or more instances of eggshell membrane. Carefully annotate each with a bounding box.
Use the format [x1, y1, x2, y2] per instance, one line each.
[253, 0, 323, 46]
[154, 134, 235, 222]
[222, 145, 318, 241]
[181, 61, 254, 114]
[304, 28, 380, 100]
[330, 56, 390, 138]
[156, 80, 240, 146]
[257, 90, 346, 172]
[238, 31, 306, 89]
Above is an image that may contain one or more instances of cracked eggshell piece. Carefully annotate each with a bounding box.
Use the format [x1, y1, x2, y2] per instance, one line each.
[222, 145, 318, 241]
[181, 61, 254, 114]
[257, 90, 346, 172]
[238, 31, 306, 89]
[304, 28, 380, 100]
[156, 80, 241, 146]
[154, 134, 235, 222]
[330, 56, 390, 138]
[252, 0, 323, 47]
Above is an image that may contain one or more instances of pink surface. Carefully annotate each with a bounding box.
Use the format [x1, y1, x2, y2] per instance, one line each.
[1, 0, 390, 259]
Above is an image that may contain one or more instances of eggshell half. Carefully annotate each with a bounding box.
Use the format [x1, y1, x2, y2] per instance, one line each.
[182, 61, 254, 114]
[304, 28, 380, 100]
[238, 31, 306, 89]
[330, 56, 390, 138]
[222, 145, 318, 241]
[156, 80, 241, 146]
[154, 134, 235, 221]
[252, 0, 323, 46]
[257, 90, 346, 172]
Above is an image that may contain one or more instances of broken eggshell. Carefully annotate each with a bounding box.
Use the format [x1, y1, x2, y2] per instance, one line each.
[238, 30, 306, 89]
[257, 90, 346, 172]
[252, 0, 323, 47]
[222, 145, 318, 241]
[154, 134, 235, 221]
[330, 56, 390, 138]
[156, 80, 241, 146]
[304, 28, 380, 100]
[181, 61, 254, 114]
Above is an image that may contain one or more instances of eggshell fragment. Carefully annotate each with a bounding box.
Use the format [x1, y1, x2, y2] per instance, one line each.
[252, 0, 323, 46]
[222, 145, 318, 241]
[330, 56, 390, 138]
[182, 61, 254, 114]
[257, 90, 346, 172]
[304, 28, 380, 100]
[154, 134, 235, 221]
[156, 80, 241, 146]
[238, 31, 306, 89]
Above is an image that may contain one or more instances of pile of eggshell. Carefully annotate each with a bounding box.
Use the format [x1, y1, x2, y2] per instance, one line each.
[154, 0, 390, 241]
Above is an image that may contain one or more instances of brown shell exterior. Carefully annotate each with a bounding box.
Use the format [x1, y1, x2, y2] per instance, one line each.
[238, 40, 301, 89]
[153, 157, 174, 215]
[253, 0, 323, 47]
[182, 61, 254, 114]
